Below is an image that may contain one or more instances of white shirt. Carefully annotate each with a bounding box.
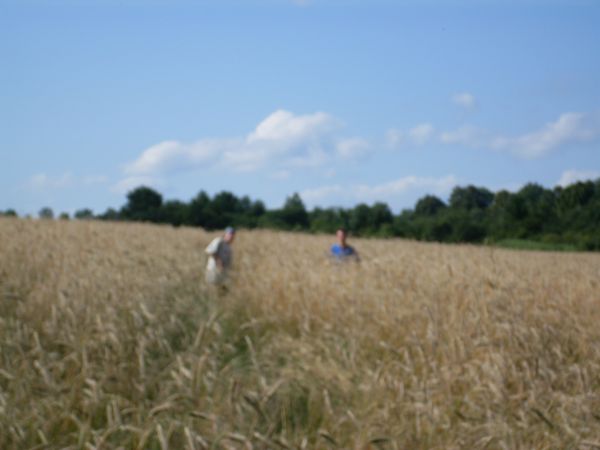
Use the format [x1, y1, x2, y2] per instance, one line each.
[205, 236, 232, 283]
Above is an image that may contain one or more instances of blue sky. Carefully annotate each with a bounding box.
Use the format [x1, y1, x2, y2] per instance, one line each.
[2, 0, 599, 215]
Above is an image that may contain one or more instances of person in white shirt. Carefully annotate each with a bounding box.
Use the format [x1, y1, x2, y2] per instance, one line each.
[205, 227, 235, 285]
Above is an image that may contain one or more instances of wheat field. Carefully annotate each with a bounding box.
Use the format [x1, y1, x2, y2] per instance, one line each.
[1, 217, 599, 449]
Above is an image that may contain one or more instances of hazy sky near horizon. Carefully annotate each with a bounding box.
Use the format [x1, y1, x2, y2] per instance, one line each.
[2, 0, 600, 215]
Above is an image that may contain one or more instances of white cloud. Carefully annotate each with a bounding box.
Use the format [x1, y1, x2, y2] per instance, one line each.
[125, 109, 343, 177]
[439, 112, 598, 158]
[558, 169, 600, 187]
[287, 148, 330, 168]
[335, 137, 371, 159]
[221, 143, 272, 172]
[409, 123, 435, 145]
[301, 185, 344, 204]
[300, 175, 458, 209]
[125, 139, 225, 174]
[440, 125, 485, 147]
[27, 172, 73, 191]
[247, 110, 337, 144]
[452, 92, 477, 110]
[392, 111, 597, 156]
[126, 140, 182, 174]
[385, 128, 404, 148]
[227, 110, 340, 171]
[354, 175, 457, 201]
[386, 123, 435, 148]
[490, 112, 596, 158]
[271, 170, 291, 180]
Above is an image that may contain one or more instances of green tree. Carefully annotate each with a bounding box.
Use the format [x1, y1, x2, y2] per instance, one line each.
[309, 207, 346, 233]
[371, 202, 394, 228]
[188, 191, 213, 228]
[121, 186, 163, 222]
[415, 195, 446, 216]
[393, 210, 416, 238]
[449, 185, 494, 210]
[99, 208, 120, 221]
[515, 183, 557, 237]
[74, 208, 94, 220]
[39, 207, 54, 219]
[235, 198, 266, 228]
[279, 193, 309, 230]
[1, 209, 17, 217]
[488, 190, 515, 239]
[556, 181, 595, 213]
[211, 191, 244, 228]
[161, 200, 189, 227]
[446, 209, 487, 243]
[250, 200, 266, 217]
[350, 203, 372, 234]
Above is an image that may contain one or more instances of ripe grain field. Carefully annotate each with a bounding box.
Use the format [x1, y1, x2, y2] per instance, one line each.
[1, 218, 600, 449]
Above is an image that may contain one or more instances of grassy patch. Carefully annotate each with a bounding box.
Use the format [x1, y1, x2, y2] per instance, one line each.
[493, 238, 581, 252]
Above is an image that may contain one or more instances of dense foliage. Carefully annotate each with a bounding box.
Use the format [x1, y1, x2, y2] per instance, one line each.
[4, 179, 599, 249]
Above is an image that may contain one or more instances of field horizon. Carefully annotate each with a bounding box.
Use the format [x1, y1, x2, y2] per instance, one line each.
[1, 217, 600, 449]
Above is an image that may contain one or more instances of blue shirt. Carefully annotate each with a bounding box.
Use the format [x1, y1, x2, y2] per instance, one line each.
[330, 244, 357, 260]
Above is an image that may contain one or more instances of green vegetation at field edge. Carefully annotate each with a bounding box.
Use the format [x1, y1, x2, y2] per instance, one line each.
[492, 239, 581, 252]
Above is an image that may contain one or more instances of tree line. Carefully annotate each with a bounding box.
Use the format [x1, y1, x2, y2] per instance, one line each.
[2, 179, 599, 250]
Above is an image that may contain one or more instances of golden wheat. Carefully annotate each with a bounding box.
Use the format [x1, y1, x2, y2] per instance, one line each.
[1, 217, 599, 449]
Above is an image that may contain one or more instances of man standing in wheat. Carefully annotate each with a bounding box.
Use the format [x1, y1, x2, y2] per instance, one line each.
[205, 226, 235, 285]
[330, 228, 360, 263]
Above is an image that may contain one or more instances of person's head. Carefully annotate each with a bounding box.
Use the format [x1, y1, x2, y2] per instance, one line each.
[336, 228, 348, 246]
[223, 226, 236, 243]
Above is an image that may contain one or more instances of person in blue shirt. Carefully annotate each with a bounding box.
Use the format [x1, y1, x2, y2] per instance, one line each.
[330, 228, 360, 262]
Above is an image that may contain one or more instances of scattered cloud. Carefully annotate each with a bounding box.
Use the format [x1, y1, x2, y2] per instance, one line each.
[335, 137, 371, 159]
[354, 175, 457, 201]
[452, 92, 477, 110]
[301, 184, 344, 204]
[301, 174, 458, 210]
[220, 142, 273, 172]
[385, 128, 404, 148]
[26, 172, 74, 191]
[558, 169, 600, 187]
[440, 125, 486, 147]
[247, 110, 338, 145]
[409, 123, 435, 145]
[489, 112, 596, 158]
[439, 112, 598, 158]
[386, 123, 434, 149]
[125, 109, 346, 177]
[287, 148, 330, 168]
[117, 109, 599, 205]
[125, 139, 225, 174]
